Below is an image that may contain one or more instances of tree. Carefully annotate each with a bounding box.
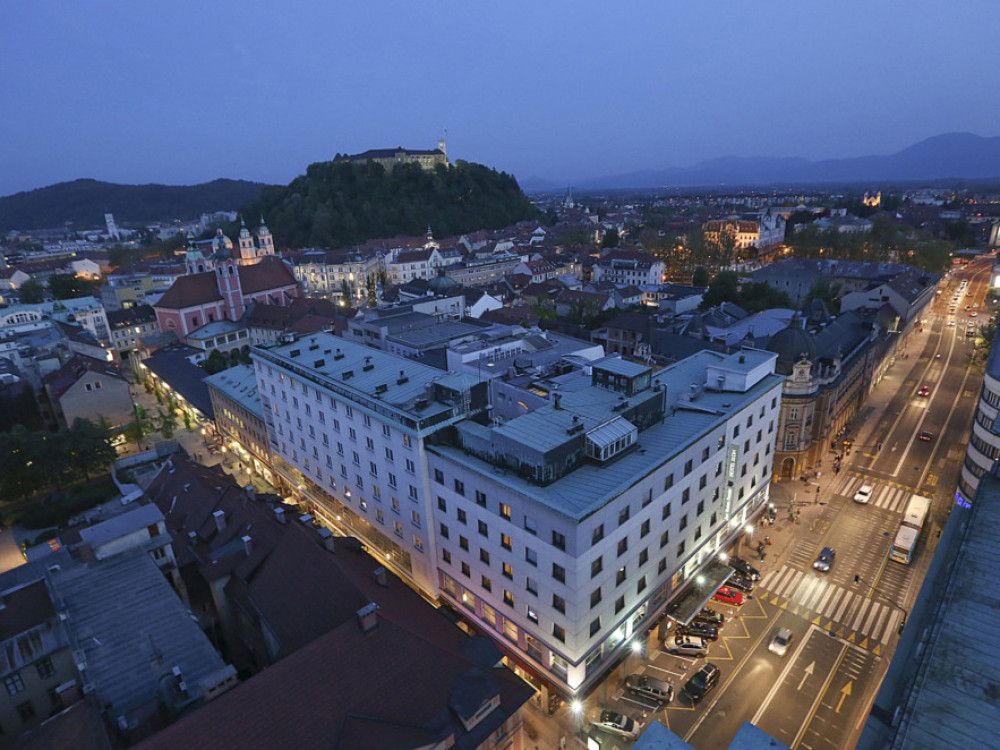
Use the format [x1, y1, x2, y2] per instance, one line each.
[18, 279, 44, 304]
[804, 278, 842, 314]
[49, 273, 100, 300]
[66, 418, 117, 481]
[341, 280, 353, 303]
[155, 408, 178, 439]
[700, 271, 741, 308]
[692, 267, 710, 287]
[601, 228, 620, 249]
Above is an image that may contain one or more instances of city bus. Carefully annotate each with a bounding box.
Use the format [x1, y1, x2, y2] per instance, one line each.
[889, 494, 932, 565]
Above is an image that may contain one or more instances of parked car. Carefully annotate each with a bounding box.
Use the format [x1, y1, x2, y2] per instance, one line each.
[594, 711, 639, 738]
[678, 621, 719, 641]
[729, 556, 761, 581]
[727, 571, 755, 593]
[665, 635, 709, 657]
[853, 484, 873, 504]
[769, 627, 794, 657]
[693, 608, 725, 626]
[813, 547, 836, 573]
[625, 673, 674, 703]
[684, 663, 721, 703]
[712, 586, 745, 606]
[919, 431, 933, 441]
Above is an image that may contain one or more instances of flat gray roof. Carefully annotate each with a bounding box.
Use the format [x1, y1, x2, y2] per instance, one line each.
[205, 364, 263, 419]
[434, 350, 784, 521]
[78, 504, 164, 549]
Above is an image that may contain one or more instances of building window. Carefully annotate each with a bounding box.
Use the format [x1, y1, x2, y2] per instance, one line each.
[457, 509, 467, 524]
[440, 523, 449, 539]
[442, 549, 451, 564]
[4, 674, 24, 696]
[501, 533, 512, 551]
[697, 500, 705, 515]
[438, 496, 447, 512]
[482, 575, 492, 592]
[502, 562, 513, 580]
[461, 562, 471, 577]
[553, 593, 566, 613]
[637, 576, 647, 593]
[553, 624, 566, 642]
[525, 547, 537, 566]
[459, 536, 469, 551]
[16, 701, 34, 723]
[618, 506, 630, 525]
[503, 590, 514, 607]
[454, 479, 465, 496]
[592, 524, 604, 544]
[478, 520, 489, 537]
[640, 519, 650, 538]
[393, 521, 403, 538]
[591, 587, 602, 607]
[591, 556, 603, 578]
[616, 566, 627, 586]
[523, 516, 538, 535]
[615, 595, 625, 613]
[677, 541, 686, 558]
[434, 469, 444, 484]
[617, 537, 628, 556]
[660, 530, 669, 548]
[526, 577, 538, 595]
[475, 490, 487, 507]
[682, 488, 690, 504]
[552, 531, 566, 551]
[658, 558, 667, 574]
[552, 563, 566, 583]
[684, 459, 693, 475]
[499, 502, 511, 520]
[662, 502, 672, 520]
[664, 473, 674, 490]
[590, 618, 601, 637]
[639, 548, 649, 566]
[414, 535, 424, 552]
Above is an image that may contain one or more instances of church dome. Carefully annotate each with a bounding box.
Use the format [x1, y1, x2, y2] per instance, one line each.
[766, 318, 816, 374]
[428, 271, 458, 295]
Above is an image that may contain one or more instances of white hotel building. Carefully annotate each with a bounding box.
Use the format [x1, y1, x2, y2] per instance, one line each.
[251, 334, 783, 699]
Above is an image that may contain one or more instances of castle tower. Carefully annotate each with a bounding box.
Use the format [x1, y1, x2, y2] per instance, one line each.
[237, 216, 256, 265]
[437, 138, 447, 160]
[256, 217, 275, 259]
[212, 238, 246, 321]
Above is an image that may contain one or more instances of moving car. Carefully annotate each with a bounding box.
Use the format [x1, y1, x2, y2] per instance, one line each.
[729, 556, 761, 581]
[665, 635, 709, 657]
[813, 547, 836, 572]
[727, 571, 755, 593]
[919, 431, 933, 441]
[917, 385, 930, 397]
[625, 673, 674, 703]
[594, 711, 639, 738]
[712, 586, 745, 606]
[684, 663, 720, 703]
[853, 484, 873, 504]
[678, 621, 719, 641]
[693, 608, 726, 626]
[769, 627, 794, 657]
[948, 320, 956, 326]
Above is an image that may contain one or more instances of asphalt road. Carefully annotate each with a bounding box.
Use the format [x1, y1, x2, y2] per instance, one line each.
[590, 257, 993, 749]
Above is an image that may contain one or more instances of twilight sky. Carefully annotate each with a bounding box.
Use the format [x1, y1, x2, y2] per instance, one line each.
[3, 0, 998, 197]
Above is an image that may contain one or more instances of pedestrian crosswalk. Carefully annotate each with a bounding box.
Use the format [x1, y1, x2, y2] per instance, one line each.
[758, 565, 903, 648]
[843, 477, 911, 512]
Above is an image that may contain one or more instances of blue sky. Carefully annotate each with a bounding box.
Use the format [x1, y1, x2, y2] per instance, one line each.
[3, 1, 998, 196]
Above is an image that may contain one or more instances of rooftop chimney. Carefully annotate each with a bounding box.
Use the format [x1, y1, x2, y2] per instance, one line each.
[553, 393, 562, 410]
[357, 602, 379, 633]
[241, 535, 253, 556]
[317, 527, 336, 552]
[274, 506, 287, 524]
[374, 566, 388, 587]
[213, 510, 225, 532]
[244, 485, 256, 501]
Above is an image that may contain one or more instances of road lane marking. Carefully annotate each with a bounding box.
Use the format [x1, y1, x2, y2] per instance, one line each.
[792, 642, 849, 748]
[836, 681, 853, 713]
[750, 626, 817, 725]
[797, 661, 815, 691]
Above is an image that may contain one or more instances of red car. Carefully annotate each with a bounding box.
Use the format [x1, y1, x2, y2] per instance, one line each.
[712, 586, 745, 606]
[917, 386, 930, 397]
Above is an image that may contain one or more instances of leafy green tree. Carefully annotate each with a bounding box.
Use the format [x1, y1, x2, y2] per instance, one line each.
[155, 408, 178, 439]
[18, 279, 44, 304]
[203, 348, 228, 375]
[692, 267, 710, 287]
[601, 228, 620, 249]
[700, 271, 740, 308]
[341, 280, 353, 303]
[804, 278, 842, 313]
[66, 418, 117, 481]
[737, 283, 793, 313]
[49, 273, 100, 300]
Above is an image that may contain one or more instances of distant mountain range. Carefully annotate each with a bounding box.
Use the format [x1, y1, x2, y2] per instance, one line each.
[522, 132, 1000, 192]
[0, 178, 267, 232]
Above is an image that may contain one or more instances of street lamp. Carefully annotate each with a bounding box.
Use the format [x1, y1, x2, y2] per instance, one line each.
[853, 574, 908, 636]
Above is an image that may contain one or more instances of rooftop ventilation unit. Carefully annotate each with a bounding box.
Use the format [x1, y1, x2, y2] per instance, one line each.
[333, 349, 345, 360]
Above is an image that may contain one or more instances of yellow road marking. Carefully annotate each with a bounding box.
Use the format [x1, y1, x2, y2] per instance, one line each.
[836, 681, 853, 713]
[859, 637, 868, 650]
[846, 632, 855, 643]
[872, 643, 881, 656]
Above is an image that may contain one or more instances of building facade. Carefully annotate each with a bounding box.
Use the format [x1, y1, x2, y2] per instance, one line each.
[251, 334, 783, 701]
[957, 341, 1000, 504]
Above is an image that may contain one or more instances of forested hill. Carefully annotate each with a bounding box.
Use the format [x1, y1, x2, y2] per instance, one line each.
[0, 178, 267, 232]
[239, 159, 538, 248]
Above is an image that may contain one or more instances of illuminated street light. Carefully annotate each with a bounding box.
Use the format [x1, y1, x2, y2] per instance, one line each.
[630, 640, 643, 655]
[718, 552, 730, 563]
[744, 524, 755, 535]
[570, 700, 584, 715]
[695, 575, 706, 587]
